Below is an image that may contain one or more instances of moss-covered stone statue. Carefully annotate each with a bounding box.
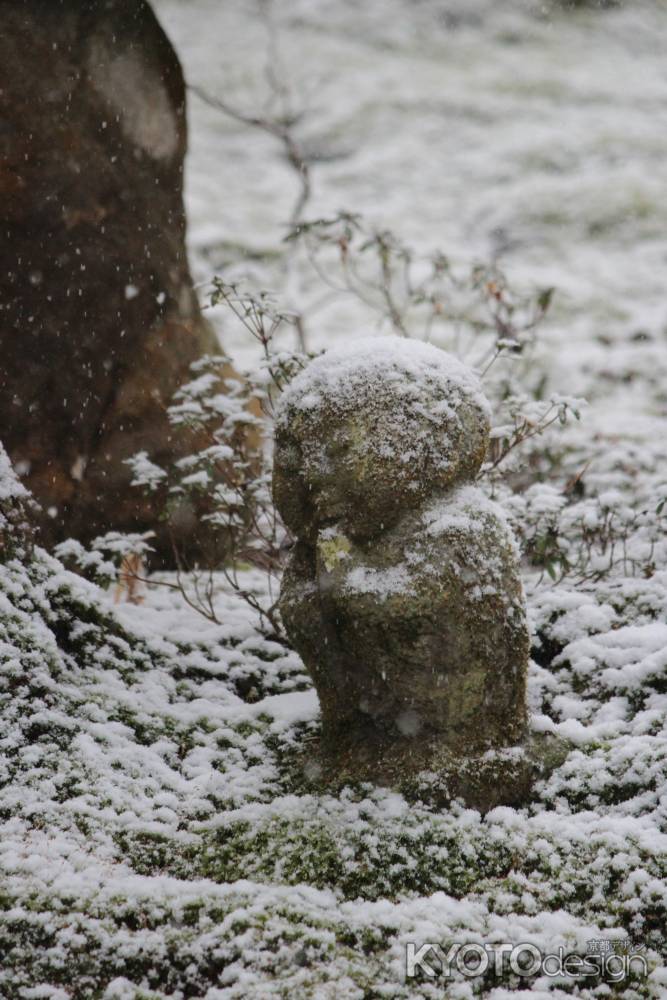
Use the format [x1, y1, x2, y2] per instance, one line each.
[274, 338, 566, 810]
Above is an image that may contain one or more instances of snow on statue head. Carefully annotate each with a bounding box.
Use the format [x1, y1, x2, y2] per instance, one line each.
[274, 339, 491, 542]
[274, 338, 565, 811]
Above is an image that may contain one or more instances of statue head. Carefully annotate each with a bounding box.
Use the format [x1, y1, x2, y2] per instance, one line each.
[274, 338, 491, 541]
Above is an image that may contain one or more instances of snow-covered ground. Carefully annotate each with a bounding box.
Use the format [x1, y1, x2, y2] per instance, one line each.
[158, 0, 667, 387]
[2, 1, 667, 997]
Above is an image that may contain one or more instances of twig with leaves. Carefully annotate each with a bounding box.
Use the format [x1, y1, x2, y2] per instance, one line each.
[286, 213, 555, 365]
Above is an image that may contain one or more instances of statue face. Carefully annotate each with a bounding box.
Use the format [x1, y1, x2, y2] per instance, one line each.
[296, 411, 413, 538]
[275, 388, 490, 541]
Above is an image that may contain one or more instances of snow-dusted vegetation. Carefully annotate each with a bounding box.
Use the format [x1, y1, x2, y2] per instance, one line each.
[3, 0, 667, 996]
[3, 421, 666, 996]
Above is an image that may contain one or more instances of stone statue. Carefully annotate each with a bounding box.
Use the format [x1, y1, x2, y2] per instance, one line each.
[274, 338, 564, 810]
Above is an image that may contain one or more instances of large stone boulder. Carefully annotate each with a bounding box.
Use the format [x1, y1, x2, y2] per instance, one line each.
[274, 338, 562, 809]
[0, 0, 217, 554]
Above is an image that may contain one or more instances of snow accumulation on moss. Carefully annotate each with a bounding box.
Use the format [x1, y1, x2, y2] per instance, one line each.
[3, 317, 667, 994]
[2, 416, 667, 1000]
[2, 436, 667, 997]
[4, 0, 667, 990]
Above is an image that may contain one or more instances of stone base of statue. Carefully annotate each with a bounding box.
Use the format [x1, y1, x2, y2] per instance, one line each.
[295, 730, 570, 813]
